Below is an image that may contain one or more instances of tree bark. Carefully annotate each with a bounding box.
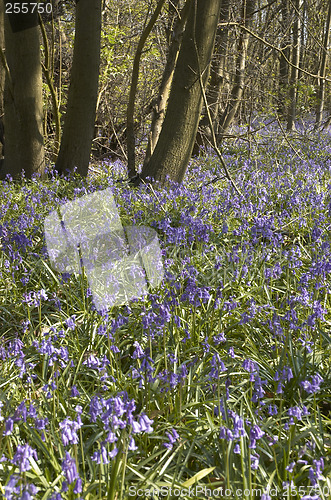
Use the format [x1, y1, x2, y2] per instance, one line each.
[0, 0, 4, 118]
[287, 0, 301, 131]
[278, 0, 290, 118]
[218, 0, 256, 139]
[126, 0, 167, 178]
[193, 0, 230, 155]
[143, 0, 191, 166]
[55, 0, 102, 177]
[315, 0, 331, 125]
[1, 4, 45, 179]
[140, 0, 222, 185]
[209, 0, 231, 131]
[0, 0, 4, 159]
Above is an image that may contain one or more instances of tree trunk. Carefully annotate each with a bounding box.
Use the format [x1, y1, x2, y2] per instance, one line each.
[278, 0, 290, 118]
[218, 0, 256, 138]
[209, 0, 231, 131]
[287, 0, 301, 131]
[143, 0, 190, 166]
[315, 0, 331, 125]
[1, 5, 45, 179]
[0, 0, 4, 117]
[192, 0, 230, 155]
[55, 0, 102, 177]
[140, 0, 222, 185]
[0, 0, 4, 160]
[126, 0, 167, 178]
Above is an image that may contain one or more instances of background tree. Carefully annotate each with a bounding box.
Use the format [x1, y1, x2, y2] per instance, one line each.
[55, 0, 102, 177]
[126, 0, 167, 178]
[140, 0, 222, 185]
[218, 0, 256, 139]
[316, 0, 331, 125]
[0, 0, 330, 183]
[143, 0, 190, 167]
[287, 0, 301, 131]
[0, 0, 4, 161]
[278, 0, 290, 118]
[1, 2, 45, 179]
[193, 0, 230, 154]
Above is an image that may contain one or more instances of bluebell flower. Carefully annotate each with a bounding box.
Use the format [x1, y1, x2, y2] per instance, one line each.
[4, 417, 14, 436]
[109, 447, 119, 459]
[11, 443, 37, 473]
[91, 445, 110, 464]
[250, 453, 260, 470]
[132, 341, 144, 359]
[71, 385, 80, 397]
[285, 461, 295, 472]
[219, 427, 233, 441]
[65, 315, 76, 330]
[163, 428, 179, 450]
[268, 405, 277, 416]
[233, 414, 246, 438]
[138, 413, 154, 433]
[128, 436, 138, 451]
[228, 347, 235, 358]
[301, 373, 323, 394]
[59, 417, 82, 446]
[249, 425, 265, 449]
[214, 331, 226, 344]
[4, 475, 20, 499]
[242, 359, 259, 374]
[62, 451, 80, 484]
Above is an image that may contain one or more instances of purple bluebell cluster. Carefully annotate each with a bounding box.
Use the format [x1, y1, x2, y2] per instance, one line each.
[0, 133, 330, 496]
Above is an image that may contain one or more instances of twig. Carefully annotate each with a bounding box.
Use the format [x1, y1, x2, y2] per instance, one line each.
[275, 113, 307, 162]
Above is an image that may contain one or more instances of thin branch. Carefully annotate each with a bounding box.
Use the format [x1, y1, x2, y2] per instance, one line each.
[218, 21, 331, 83]
[275, 113, 307, 163]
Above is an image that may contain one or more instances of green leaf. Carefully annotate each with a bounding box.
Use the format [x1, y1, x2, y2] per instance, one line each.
[181, 467, 216, 488]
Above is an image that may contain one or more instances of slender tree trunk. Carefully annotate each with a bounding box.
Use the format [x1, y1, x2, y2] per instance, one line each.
[0, 0, 4, 118]
[144, 0, 190, 166]
[193, 0, 230, 154]
[316, 0, 331, 125]
[278, 0, 290, 118]
[1, 5, 45, 179]
[140, 0, 222, 185]
[218, 0, 256, 138]
[126, 0, 167, 178]
[55, 0, 102, 177]
[287, 0, 301, 131]
[209, 0, 231, 131]
[0, 0, 4, 160]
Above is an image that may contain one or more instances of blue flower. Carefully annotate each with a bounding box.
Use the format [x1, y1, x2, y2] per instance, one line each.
[249, 425, 265, 449]
[163, 428, 179, 450]
[62, 451, 80, 484]
[65, 315, 76, 330]
[71, 385, 80, 397]
[301, 373, 323, 394]
[138, 413, 154, 433]
[11, 443, 37, 473]
[59, 417, 81, 446]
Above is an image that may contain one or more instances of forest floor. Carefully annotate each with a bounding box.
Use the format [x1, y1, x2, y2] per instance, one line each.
[0, 128, 330, 499]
